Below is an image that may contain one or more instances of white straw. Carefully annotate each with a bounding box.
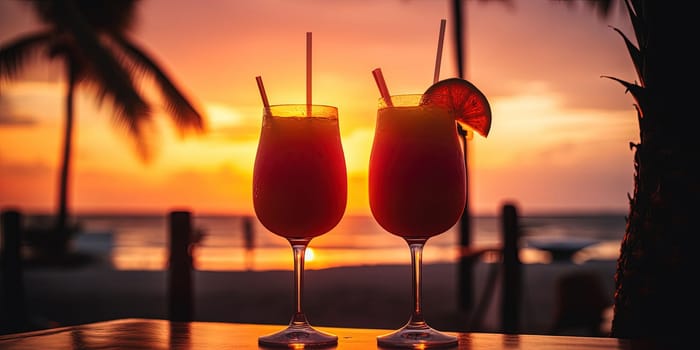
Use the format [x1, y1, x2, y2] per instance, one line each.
[306, 32, 312, 112]
[433, 19, 447, 84]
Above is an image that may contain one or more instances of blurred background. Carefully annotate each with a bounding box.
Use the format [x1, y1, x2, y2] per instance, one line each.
[1, 0, 635, 337]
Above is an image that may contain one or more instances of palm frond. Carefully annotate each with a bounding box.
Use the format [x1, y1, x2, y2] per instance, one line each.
[51, 0, 153, 148]
[623, 0, 645, 50]
[591, 0, 614, 18]
[111, 35, 206, 136]
[611, 26, 644, 87]
[78, 68, 154, 160]
[0, 31, 53, 81]
[28, 0, 139, 35]
[601, 75, 648, 116]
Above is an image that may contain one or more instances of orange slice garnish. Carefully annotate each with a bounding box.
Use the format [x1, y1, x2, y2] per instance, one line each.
[421, 78, 492, 137]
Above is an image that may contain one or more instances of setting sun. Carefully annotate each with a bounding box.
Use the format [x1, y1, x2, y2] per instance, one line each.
[305, 247, 315, 262]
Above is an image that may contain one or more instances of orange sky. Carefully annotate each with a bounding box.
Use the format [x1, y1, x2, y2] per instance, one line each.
[0, 0, 637, 216]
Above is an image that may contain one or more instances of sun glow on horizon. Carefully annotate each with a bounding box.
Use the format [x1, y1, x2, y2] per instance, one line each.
[305, 247, 316, 262]
[205, 103, 245, 127]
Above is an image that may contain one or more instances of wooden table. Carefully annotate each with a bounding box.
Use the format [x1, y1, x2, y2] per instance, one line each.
[0, 318, 660, 349]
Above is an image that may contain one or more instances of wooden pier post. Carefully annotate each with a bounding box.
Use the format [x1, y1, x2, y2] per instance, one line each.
[1, 209, 27, 333]
[500, 203, 521, 333]
[168, 210, 193, 322]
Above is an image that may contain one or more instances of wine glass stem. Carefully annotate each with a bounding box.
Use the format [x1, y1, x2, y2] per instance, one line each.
[290, 240, 310, 326]
[408, 240, 427, 327]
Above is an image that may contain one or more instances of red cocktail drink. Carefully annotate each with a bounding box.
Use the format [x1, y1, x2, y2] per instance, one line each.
[369, 95, 466, 239]
[254, 107, 347, 239]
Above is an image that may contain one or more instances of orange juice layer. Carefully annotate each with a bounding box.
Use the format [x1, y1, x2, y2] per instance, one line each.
[369, 106, 466, 238]
[253, 116, 347, 239]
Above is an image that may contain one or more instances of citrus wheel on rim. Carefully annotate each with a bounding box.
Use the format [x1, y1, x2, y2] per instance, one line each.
[421, 77, 492, 138]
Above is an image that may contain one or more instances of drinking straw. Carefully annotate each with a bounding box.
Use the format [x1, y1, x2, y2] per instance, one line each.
[372, 68, 393, 107]
[433, 18, 447, 84]
[306, 32, 312, 115]
[255, 75, 271, 110]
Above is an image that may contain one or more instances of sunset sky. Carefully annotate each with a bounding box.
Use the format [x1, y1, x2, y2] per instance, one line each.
[0, 0, 637, 216]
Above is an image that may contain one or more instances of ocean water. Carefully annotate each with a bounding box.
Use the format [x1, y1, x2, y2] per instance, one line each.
[63, 212, 627, 271]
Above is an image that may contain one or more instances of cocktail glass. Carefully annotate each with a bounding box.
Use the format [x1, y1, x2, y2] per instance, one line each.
[254, 104, 347, 347]
[369, 94, 464, 348]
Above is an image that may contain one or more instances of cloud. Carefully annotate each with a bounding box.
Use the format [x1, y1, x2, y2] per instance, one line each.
[0, 113, 37, 126]
[0, 97, 37, 126]
[0, 158, 52, 176]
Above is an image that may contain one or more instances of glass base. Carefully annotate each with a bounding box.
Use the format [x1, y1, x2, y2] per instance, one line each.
[258, 324, 338, 348]
[377, 323, 458, 348]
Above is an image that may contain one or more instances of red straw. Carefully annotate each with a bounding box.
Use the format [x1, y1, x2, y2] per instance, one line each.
[433, 19, 447, 84]
[306, 32, 312, 113]
[372, 68, 393, 107]
[255, 76, 270, 110]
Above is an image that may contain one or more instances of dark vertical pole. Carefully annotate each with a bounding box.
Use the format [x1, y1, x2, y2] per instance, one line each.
[458, 125, 473, 313]
[1, 209, 27, 333]
[500, 203, 521, 333]
[452, 0, 474, 313]
[452, 0, 465, 79]
[168, 210, 193, 322]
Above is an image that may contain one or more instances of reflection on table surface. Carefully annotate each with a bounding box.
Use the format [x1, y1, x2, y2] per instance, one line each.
[0, 317, 665, 349]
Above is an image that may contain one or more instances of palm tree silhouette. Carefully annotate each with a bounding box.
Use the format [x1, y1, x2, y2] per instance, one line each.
[452, 0, 696, 340]
[0, 0, 205, 255]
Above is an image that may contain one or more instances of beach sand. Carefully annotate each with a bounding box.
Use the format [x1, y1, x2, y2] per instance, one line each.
[18, 259, 617, 336]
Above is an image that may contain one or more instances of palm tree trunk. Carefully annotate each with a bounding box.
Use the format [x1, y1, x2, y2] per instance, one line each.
[56, 59, 75, 238]
[611, 1, 697, 340]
